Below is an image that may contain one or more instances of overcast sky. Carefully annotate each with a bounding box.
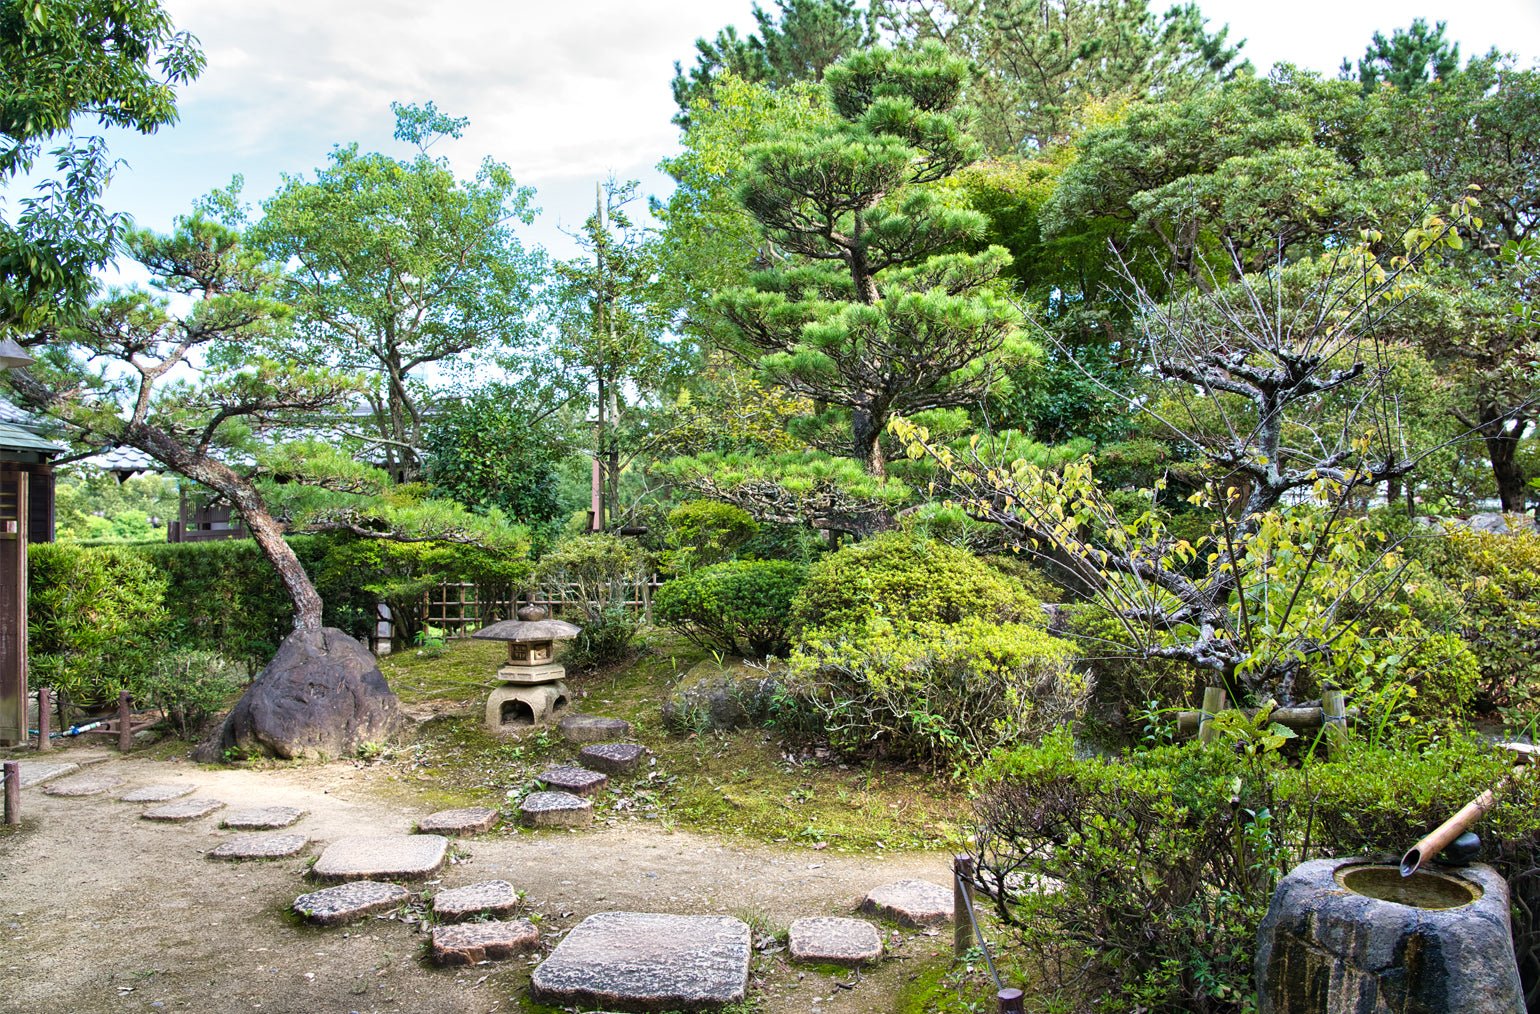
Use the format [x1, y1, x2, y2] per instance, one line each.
[86, 0, 1540, 265]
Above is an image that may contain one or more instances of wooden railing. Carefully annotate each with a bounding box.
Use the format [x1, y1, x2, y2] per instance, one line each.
[420, 576, 663, 637]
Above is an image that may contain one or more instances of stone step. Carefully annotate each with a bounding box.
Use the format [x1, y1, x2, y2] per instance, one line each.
[416, 807, 500, 837]
[857, 879, 953, 928]
[520, 791, 593, 829]
[142, 798, 225, 823]
[293, 881, 410, 926]
[311, 835, 449, 882]
[430, 919, 540, 965]
[42, 770, 124, 797]
[578, 743, 646, 776]
[208, 833, 310, 861]
[119, 783, 195, 803]
[431, 879, 521, 922]
[538, 765, 609, 796]
[558, 714, 631, 744]
[221, 806, 305, 830]
[14, 761, 79, 789]
[787, 916, 883, 967]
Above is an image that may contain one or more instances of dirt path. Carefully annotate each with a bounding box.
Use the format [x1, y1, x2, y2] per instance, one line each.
[0, 746, 959, 1013]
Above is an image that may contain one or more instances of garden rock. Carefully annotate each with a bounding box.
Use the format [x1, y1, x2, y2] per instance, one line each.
[520, 791, 593, 829]
[787, 916, 882, 967]
[579, 742, 645, 775]
[432, 880, 521, 921]
[430, 918, 540, 965]
[417, 807, 500, 836]
[43, 771, 124, 797]
[142, 798, 225, 822]
[539, 765, 609, 796]
[558, 714, 631, 744]
[311, 834, 448, 881]
[221, 806, 304, 830]
[196, 626, 403, 762]
[661, 659, 779, 733]
[120, 783, 196, 803]
[858, 879, 952, 928]
[208, 833, 309, 860]
[293, 881, 409, 926]
[529, 911, 751, 1011]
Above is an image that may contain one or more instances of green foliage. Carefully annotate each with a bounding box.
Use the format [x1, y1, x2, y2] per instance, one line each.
[789, 617, 1085, 766]
[1343, 18, 1463, 94]
[565, 607, 639, 672]
[29, 542, 169, 708]
[790, 531, 1042, 637]
[663, 499, 759, 573]
[1061, 602, 1197, 719]
[654, 560, 808, 658]
[53, 469, 179, 541]
[137, 648, 244, 739]
[534, 533, 650, 622]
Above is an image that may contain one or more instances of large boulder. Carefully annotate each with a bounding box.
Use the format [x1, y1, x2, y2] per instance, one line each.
[661, 658, 779, 734]
[197, 627, 403, 761]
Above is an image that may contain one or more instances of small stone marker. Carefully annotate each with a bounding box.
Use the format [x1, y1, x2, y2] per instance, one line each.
[530, 911, 751, 1011]
[859, 879, 953, 928]
[293, 881, 409, 926]
[311, 834, 449, 881]
[221, 806, 305, 830]
[558, 714, 631, 744]
[416, 807, 500, 837]
[538, 765, 609, 796]
[142, 797, 225, 822]
[432, 880, 521, 922]
[209, 833, 310, 861]
[578, 742, 645, 775]
[788, 916, 883, 967]
[42, 770, 124, 797]
[15, 761, 79, 788]
[120, 783, 196, 803]
[520, 791, 593, 829]
[430, 918, 541, 965]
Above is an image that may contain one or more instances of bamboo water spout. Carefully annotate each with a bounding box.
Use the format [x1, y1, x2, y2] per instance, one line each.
[1399, 742, 1536, 878]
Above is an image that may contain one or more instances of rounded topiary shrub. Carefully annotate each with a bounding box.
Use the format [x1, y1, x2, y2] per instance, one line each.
[654, 559, 808, 658]
[664, 499, 759, 573]
[790, 531, 1042, 637]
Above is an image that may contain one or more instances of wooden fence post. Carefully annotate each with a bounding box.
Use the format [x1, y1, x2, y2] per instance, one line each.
[3, 760, 18, 825]
[117, 691, 132, 752]
[1198, 686, 1227, 745]
[954, 854, 975, 958]
[998, 989, 1025, 1014]
[35, 686, 49, 751]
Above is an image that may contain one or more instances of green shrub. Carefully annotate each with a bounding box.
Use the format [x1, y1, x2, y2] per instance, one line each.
[564, 606, 638, 671]
[138, 648, 245, 739]
[790, 531, 1041, 637]
[788, 618, 1085, 766]
[1060, 602, 1196, 718]
[654, 560, 807, 657]
[1348, 619, 1480, 721]
[535, 533, 649, 621]
[30, 543, 170, 708]
[663, 499, 759, 573]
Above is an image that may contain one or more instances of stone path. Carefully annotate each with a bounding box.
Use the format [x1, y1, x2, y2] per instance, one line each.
[142, 797, 225, 822]
[311, 834, 448, 881]
[221, 805, 305, 829]
[120, 783, 196, 803]
[42, 770, 123, 796]
[293, 881, 410, 926]
[432, 880, 521, 921]
[417, 806, 499, 836]
[209, 833, 310, 860]
[521, 790, 593, 828]
[858, 879, 953, 928]
[430, 919, 540, 965]
[788, 916, 883, 967]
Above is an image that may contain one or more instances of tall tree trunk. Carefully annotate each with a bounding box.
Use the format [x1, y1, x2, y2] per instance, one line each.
[1481, 407, 1529, 513]
[853, 406, 886, 477]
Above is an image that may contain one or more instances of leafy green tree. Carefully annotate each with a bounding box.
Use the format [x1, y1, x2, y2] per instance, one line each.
[53, 468, 178, 540]
[714, 43, 1028, 475]
[250, 103, 544, 480]
[873, 0, 1247, 154]
[0, 0, 203, 328]
[1343, 18, 1463, 93]
[671, 0, 875, 127]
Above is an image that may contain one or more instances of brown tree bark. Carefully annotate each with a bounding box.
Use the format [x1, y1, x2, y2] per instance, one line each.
[1478, 407, 1530, 514]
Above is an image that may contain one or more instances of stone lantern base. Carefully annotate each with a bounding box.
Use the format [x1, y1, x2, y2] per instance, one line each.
[486, 681, 571, 733]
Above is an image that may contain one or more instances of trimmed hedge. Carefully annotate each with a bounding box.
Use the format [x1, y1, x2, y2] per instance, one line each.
[655, 560, 808, 657]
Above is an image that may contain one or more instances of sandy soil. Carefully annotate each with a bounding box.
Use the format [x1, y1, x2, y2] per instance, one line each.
[0, 743, 961, 1014]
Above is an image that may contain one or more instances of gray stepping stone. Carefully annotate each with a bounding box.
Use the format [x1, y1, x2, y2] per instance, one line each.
[293, 881, 409, 926]
[858, 879, 953, 928]
[142, 798, 225, 822]
[520, 791, 593, 829]
[558, 714, 631, 744]
[539, 765, 609, 796]
[433, 880, 521, 922]
[311, 834, 449, 882]
[530, 911, 751, 1011]
[788, 916, 883, 967]
[43, 770, 124, 797]
[430, 918, 540, 965]
[579, 742, 646, 775]
[208, 833, 310, 861]
[417, 807, 500, 837]
[15, 761, 79, 788]
[120, 783, 196, 803]
[221, 806, 305, 830]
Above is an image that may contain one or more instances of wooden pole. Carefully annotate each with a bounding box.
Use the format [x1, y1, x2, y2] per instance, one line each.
[0, 468, 28, 746]
[35, 686, 49, 751]
[3, 760, 18, 825]
[954, 854, 975, 958]
[117, 691, 132, 752]
[998, 988, 1025, 1014]
[1322, 686, 1347, 751]
[1198, 686, 1227, 745]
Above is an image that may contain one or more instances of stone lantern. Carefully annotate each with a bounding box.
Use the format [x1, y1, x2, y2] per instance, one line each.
[473, 603, 581, 733]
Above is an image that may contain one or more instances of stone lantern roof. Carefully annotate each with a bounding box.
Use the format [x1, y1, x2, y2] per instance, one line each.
[472, 603, 582, 643]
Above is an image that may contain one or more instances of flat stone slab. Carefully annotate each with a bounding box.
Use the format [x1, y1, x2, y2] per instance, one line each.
[14, 761, 78, 788]
[433, 880, 521, 922]
[788, 916, 883, 967]
[417, 807, 500, 837]
[293, 881, 409, 926]
[539, 765, 609, 796]
[208, 833, 310, 861]
[858, 879, 953, 928]
[430, 918, 540, 965]
[142, 798, 225, 822]
[531, 912, 751, 1012]
[558, 714, 631, 744]
[579, 742, 646, 775]
[42, 770, 124, 796]
[221, 806, 305, 830]
[311, 834, 449, 881]
[520, 791, 593, 829]
[120, 783, 196, 803]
